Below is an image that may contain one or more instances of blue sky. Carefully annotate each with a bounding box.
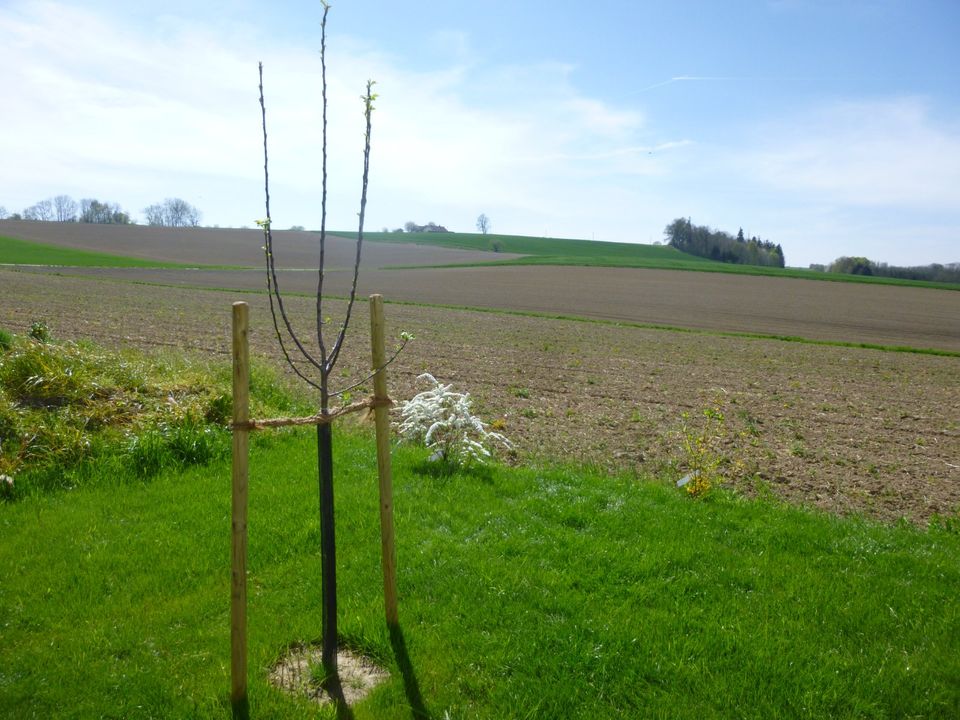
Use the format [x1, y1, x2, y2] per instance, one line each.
[2, 0, 958, 266]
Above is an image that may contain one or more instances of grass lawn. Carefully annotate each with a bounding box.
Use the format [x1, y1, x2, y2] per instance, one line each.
[0, 235, 209, 269]
[2, 426, 958, 718]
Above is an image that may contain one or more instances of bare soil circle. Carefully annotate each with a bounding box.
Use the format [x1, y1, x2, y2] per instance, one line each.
[269, 644, 389, 707]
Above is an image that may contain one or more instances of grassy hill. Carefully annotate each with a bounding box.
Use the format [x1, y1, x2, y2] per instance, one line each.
[349, 230, 960, 290]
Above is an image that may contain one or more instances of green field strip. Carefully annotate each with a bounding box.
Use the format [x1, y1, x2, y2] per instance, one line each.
[339, 229, 709, 261]
[0, 234, 244, 269]
[345, 230, 960, 291]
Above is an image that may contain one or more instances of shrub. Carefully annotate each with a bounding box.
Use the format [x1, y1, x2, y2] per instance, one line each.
[676, 400, 728, 498]
[397, 373, 511, 465]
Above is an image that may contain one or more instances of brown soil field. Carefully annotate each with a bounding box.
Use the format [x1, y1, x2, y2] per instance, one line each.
[14, 264, 960, 351]
[3, 267, 958, 525]
[0, 220, 519, 268]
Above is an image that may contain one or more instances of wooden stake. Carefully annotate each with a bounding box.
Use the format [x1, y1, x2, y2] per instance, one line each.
[369, 294, 398, 625]
[231, 302, 250, 712]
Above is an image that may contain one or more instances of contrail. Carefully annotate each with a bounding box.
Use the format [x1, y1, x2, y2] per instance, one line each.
[632, 75, 733, 94]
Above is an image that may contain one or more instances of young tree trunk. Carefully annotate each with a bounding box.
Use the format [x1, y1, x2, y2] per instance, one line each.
[317, 421, 337, 672]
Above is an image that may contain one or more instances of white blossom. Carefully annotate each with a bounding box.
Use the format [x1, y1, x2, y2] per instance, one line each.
[397, 373, 511, 465]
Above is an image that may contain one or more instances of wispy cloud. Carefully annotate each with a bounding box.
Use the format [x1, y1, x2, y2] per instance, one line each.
[0, 1, 682, 237]
[632, 75, 734, 94]
[743, 98, 960, 210]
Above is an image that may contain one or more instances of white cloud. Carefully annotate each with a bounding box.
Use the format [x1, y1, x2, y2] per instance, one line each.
[0, 1, 668, 235]
[745, 98, 960, 210]
[4, 1, 954, 268]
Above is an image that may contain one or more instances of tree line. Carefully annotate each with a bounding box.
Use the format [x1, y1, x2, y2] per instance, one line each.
[811, 257, 960, 284]
[0, 196, 201, 227]
[665, 218, 785, 268]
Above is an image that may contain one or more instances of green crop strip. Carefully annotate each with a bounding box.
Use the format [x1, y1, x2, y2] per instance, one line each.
[0, 235, 245, 269]
[345, 231, 960, 291]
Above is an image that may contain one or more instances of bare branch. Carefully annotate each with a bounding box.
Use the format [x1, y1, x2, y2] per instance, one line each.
[316, 2, 331, 365]
[327, 79, 376, 371]
[259, 62, 324, 380]
[262, 232, 322, 392]
[329, 335, 410, 398]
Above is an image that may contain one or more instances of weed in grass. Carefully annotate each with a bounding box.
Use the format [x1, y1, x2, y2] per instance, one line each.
[28, 320, 50, 343]
[675, 397, 732, 498]
[127, 417, 227, 478]
[930, 507, 960, 534]
[203, 392, 232, 424]
[512, 386, 530, 399]
[0, 328, 12, 352]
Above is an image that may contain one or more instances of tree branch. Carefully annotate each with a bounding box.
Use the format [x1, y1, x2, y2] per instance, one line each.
[316, 2, 330, 369]
[327, 79, 376, 371]
[259, 62, 324, 380]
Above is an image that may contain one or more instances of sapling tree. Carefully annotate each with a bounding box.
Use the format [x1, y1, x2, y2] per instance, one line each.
[256, 2, 400, 674]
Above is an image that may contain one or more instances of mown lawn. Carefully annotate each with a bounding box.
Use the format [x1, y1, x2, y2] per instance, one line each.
[1, 426, 958, 719]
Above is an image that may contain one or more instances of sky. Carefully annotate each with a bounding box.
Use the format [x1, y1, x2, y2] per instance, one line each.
[2, 0, 959, 267]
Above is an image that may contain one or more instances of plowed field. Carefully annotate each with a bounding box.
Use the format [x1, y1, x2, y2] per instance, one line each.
[15, 264, 960, 351]
[3, 266, 958, 524]
[0, 220, 519, 268]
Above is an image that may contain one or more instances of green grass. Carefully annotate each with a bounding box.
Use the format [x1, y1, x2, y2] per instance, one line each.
[0, 235, 209, 268]
[1, 326, 957, 717]
[2, 424, 958, 718]
[347, 230, 960, 291]
[357, 230, 713, 262]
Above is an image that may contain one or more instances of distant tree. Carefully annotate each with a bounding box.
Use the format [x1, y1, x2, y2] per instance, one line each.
[23, 199, 54, 222]
[404, 220, 418, 232]
[476, 213, 491, 235]
[8, 213, 22, 221]
[829, 256, 874, 276]
[289, 225, 306, 231]
[665, 217, 784, 268]
[80, 198, 132, 224]
[53, 195, 78, 222]
[0, 206, 8, 219]
[144, 198, 201, 227]
[144, 203, 165, 226]
[391, 227, 404, 233]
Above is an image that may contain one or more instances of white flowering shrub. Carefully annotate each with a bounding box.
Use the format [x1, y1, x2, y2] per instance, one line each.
[397, 373, 511, 465]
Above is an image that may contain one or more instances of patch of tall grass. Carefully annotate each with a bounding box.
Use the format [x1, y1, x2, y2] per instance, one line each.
[0, 327, 305, 499]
